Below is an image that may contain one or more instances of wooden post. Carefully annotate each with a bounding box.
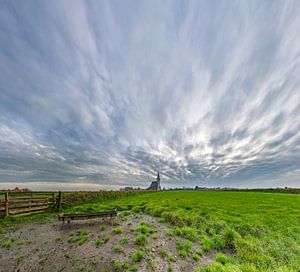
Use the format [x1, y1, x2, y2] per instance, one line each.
[5, 192, 9, 216]
[57, 191, 62, 211]
[52, 192, 55, 211]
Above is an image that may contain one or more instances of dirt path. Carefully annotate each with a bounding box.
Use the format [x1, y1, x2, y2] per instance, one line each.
[0, 212, 214, 271]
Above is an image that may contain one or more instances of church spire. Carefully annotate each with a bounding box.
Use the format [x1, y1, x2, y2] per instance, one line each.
[157, 171, 160, 182]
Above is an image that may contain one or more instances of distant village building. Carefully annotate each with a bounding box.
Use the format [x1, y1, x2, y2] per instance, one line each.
[147, 172, 161, 190]
[1, 187, 30, 193]
[14, 187, 22, 192]
[122, 187, 133, 191]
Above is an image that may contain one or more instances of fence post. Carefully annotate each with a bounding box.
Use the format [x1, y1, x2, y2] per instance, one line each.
[57, 191, 62, 211]
[5, 192, 9, 216]
[52, 192, 55, 211]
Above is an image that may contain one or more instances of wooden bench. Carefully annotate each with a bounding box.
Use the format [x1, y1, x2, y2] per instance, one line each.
[58, 210, 117, 225]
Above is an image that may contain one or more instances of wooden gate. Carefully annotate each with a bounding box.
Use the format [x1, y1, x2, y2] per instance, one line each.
[0, 192, 56, 218]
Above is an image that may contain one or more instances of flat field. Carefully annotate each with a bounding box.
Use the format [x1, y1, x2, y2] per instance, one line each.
[69, 191, 300, 271]
[0, 191, 299, 272]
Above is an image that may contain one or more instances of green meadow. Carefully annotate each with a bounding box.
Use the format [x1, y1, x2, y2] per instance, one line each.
[67, 191, 300, 272]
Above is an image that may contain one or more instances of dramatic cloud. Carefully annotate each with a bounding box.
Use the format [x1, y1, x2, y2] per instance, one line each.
[0, 0, 299, 189]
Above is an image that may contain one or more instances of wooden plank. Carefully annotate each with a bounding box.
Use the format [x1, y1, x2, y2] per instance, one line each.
[9, 206, 49, 215]
[9, 198, 51, 203]
[9, 195, 52, 200]
[10, 209, 49, 217]
[61, 211, 117, 218]
[8, 191, 53, 196]
[9, 202, 52, 209]
[10, 205, 49, 212]
[58, 211, 117, 221]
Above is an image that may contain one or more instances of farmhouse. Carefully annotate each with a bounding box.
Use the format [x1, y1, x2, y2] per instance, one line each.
[147, 172, 161, 190]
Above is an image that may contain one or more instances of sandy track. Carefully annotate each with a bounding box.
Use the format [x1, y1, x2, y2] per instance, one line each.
[0, 212, 214, 272]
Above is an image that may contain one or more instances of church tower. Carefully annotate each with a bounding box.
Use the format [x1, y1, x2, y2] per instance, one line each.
[157, 172, 161, 190]
[147, 171, 161, 190]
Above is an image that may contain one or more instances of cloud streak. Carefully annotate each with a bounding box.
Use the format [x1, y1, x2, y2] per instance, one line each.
[0, 0, 299, 189]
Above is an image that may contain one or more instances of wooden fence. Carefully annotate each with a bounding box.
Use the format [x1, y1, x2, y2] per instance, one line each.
[0, 191, 56, 218]
[0, 190, 151, 218]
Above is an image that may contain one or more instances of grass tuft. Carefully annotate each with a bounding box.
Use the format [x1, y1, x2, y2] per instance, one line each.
[68, 229, 90, 245]
[1, 237, 15, 249]
[132, 250, 144, 262]
[113, 245, 124, 253]
[135, 234, 147, 246]
[113, 227, 123, 234]
[95, 239, 104, 247]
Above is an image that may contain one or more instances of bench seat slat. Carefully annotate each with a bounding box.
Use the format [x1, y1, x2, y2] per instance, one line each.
[58, 210, 117, 221]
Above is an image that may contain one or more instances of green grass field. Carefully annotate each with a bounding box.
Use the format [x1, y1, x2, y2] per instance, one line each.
[66, 191, 300, 272]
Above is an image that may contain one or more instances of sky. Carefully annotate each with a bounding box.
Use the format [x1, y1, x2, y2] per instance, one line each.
[0, 0, 300, 190]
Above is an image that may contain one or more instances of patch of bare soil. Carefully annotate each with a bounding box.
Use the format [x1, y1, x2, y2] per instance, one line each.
[0, 212, 215, 272]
